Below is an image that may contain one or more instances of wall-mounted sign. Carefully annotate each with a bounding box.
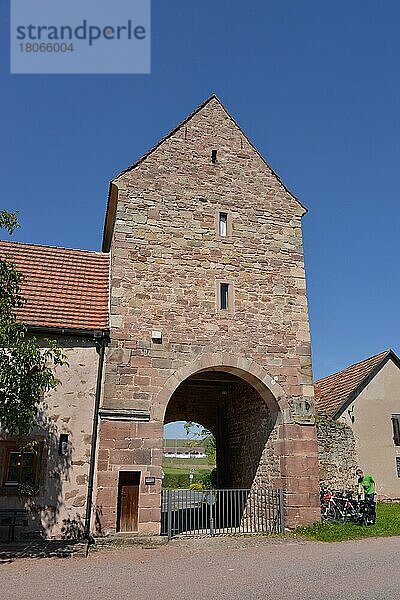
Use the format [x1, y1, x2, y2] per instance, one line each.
[145, 476, 156, 485]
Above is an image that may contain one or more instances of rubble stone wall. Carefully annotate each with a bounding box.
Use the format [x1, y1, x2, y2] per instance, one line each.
[316, 416, 358, 491]
[0, 336, 98, 541]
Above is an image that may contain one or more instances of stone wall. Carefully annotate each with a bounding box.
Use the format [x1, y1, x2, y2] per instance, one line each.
[104, 97, 313, 415]
[95, 419, 162, 536]
[316, 416, 358, 490]
[0, 335, 98, 541]
[224, 381, 280, 489]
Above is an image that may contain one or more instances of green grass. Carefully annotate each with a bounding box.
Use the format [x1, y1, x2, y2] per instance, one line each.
[163, 457, 210, 468]
[295, 502, 400, 542]
[162, 457, 214, 489]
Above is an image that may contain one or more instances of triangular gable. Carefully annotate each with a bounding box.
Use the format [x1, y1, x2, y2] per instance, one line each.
[102, 95, 307, 251]
[314, 349, 400, 418]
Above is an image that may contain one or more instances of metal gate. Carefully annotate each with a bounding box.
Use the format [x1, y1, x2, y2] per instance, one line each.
[161, 488, 284, 539]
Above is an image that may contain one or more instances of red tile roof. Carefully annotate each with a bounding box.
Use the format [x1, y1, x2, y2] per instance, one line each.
[0, 241, 109, 331]
[314, 350, 392, 417]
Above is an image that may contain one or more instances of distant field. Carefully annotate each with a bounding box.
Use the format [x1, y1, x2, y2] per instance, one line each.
[162, 456, 214, 489]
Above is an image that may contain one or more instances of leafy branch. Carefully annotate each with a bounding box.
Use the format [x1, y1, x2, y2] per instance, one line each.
[0, 210, 67, 437]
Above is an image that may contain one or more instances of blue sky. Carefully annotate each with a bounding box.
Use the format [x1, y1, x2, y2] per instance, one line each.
[1, 2, 399, 438]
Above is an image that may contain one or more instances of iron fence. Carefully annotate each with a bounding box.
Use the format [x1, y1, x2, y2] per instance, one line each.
[161, 488, 284, 539]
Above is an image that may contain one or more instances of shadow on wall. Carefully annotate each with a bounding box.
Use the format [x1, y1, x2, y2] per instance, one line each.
[0, 411, 85, 542]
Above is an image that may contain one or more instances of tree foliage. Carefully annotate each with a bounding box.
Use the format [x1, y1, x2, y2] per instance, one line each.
[0, 210, 66, 437]
[184, 421, 217, 466]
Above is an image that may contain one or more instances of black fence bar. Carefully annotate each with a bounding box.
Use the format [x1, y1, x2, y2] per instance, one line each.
[161, 488, 284, 538]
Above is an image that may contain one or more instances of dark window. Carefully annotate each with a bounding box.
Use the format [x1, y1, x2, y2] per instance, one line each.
[211, 149, 217, 163]
[220, 283, 229, 310]
[58, 434, 69, 455]
[4, 450, 37, 485]
[392, 415, 400, 446]
[396, 457, 400, 478]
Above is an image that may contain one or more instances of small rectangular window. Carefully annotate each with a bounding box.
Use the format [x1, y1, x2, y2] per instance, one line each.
[392, 415, 400, 446]
[396, 457, 400, 478]
[58, 434, 69, 456]
[219, 212, 228, 237]
[220, 283, 229, 310]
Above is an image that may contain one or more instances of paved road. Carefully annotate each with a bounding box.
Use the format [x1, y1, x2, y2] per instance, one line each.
[2, 535, 400, 600]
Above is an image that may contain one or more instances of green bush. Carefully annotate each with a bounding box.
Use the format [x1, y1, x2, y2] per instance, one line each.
[163, 472, 204, 489]
[189, 483, 204, 490]
[200, 468, 217, 489]
[163, 473, 186, 489]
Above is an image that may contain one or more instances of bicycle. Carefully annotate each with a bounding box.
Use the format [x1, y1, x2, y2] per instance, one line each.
[320, 489, 376, 526]
[355, 495, 376, 526]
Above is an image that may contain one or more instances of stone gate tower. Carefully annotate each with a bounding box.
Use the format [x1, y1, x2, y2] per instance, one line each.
[95, 96, 320, 534]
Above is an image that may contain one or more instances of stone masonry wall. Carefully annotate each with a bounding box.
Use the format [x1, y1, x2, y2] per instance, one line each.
[105, 98, 313, 413]
[316, 417, 358, 490]
[225, 381, 280, 489]
[98, 97, 319, 532]
[0, 336, 98, 541]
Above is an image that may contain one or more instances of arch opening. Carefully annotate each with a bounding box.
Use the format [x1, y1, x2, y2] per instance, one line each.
[163, 367, 281, 490]
[163, 420, 216, 490]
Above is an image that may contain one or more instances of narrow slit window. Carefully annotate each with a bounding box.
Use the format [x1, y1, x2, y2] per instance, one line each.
[220, 283, 229, 310]
[59, 434, 69, 456]
[392, 415, 400, 446]
[396, 457, 400, 478]
[219, 212, 228, 237]
[211, 149, 217, 163]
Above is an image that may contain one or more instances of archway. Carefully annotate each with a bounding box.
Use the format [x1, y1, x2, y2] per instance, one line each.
[163, 367, 281, 491]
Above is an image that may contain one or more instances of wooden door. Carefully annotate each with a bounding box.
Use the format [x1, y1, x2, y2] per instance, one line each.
[118, 471, 140, 532]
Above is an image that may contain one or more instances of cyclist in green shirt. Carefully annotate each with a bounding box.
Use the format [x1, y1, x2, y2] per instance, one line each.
[356, 468, 376, 525]
[356, 469, 375, 497]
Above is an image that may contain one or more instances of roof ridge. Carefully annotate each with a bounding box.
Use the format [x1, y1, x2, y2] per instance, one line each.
[314, 349, 390, 385]
[0, 239, 109, 256]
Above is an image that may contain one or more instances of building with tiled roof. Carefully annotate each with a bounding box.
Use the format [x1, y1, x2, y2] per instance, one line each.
[0, 240, 109, 332]
[314, 350, 395, 418]
[0, 240, 110, 541]
[315, 350, 400, 499]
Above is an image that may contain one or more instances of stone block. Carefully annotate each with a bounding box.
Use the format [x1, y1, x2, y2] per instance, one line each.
[133, 449, 151, 465]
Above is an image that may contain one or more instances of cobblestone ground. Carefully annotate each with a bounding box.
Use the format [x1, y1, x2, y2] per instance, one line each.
[2, 535, 400, 600]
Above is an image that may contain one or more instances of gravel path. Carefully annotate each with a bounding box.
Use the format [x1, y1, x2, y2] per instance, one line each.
[2, 535, 399, 600]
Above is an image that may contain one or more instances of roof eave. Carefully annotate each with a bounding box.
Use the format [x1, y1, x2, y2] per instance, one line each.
[26, 324, 110, 339]
[102, 182, 119, 252]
